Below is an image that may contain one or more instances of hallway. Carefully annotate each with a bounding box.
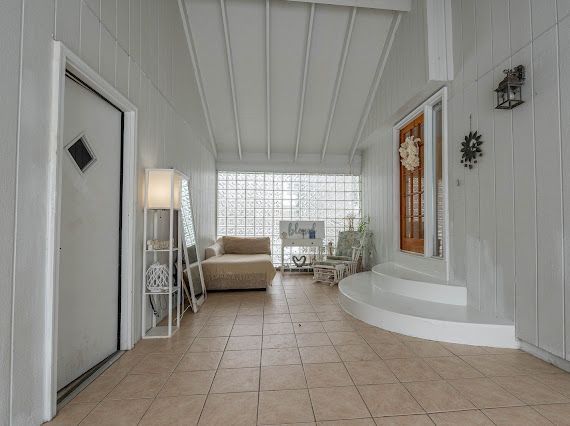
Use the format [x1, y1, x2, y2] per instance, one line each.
[50, 274, 570, 425]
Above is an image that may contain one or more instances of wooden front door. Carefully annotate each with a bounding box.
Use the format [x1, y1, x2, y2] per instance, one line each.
[399, 114, 424, 254]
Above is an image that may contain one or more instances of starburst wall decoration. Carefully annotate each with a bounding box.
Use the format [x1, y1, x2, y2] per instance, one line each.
[460, 130, 483, 169]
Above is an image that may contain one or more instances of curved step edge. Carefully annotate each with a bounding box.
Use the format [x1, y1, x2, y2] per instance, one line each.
[339, 287, 519, 349]
[371, 264, 467, 306]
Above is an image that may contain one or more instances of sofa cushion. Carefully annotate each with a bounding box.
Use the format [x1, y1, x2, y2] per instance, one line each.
[205, 238, 224, 259]
[222, 236, 271, 255]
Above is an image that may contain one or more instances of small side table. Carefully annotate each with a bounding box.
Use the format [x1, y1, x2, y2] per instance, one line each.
[313, 263, 346, 286]
[281, 238, 323, 272]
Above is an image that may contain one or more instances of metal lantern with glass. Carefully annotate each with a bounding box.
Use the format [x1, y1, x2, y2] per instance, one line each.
[495, 65, 525, 110]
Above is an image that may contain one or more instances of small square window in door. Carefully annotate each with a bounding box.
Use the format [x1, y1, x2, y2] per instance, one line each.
[67, 135, 96, 173]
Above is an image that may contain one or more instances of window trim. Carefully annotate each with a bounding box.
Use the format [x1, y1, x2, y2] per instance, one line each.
[392, 87, 450, 280]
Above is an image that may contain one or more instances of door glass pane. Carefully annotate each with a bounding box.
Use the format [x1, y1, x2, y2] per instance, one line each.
[433, 102, 444, 258]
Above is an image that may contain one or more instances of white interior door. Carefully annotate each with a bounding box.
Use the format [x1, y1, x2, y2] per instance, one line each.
[57, 76, 123, 390]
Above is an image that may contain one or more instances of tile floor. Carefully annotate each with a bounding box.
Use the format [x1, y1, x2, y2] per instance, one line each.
[48, 274, 570, 425]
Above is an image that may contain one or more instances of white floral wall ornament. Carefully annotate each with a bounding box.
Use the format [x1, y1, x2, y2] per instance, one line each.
[399, 136, 421, 171]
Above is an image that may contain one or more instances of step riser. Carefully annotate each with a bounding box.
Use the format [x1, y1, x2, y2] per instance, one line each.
[339, 292, 519, 349]
[372, 263, 467, 306]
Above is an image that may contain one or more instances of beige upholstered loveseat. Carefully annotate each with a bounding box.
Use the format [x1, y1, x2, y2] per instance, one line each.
[202, 236, 276, 290]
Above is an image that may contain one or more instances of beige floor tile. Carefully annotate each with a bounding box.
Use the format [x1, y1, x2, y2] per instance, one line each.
[317, 312, 348, 322]
[262, 347, 302, 366]
[344, 361, 397, 385]
[45, 403, 96, 425]
[317, 419, 375, 425]
[106, 373, 168, 400]
[264, 313, 292, 323]
[440, 343, 490, 356]
[492, 375, 569, 404]
[534, 373, 570, 398]
[210, 367, 260, 393]
[219, 349, 261, 368]
[199, 392, 259, 425]
[304, 363, 353, 388]
[296, 333, 332, 347]
[261, 365, 308, 390]
[177, 351, 223, 371]
[483, 406, 553, 425]
[373, 415, 434, 425]
[139, 395, 206, 426]
[371, 343, 416, 360]
[359, 330, 399, 345]
[159, 370, 215, 397]
[533, 403, 570, 425]
[310, 386, 370, 421]
[294, 321, 326, 334]
[189, 337, 229, 352]
[264, 305, 291, 314]
[384, 359, 440, 382]
[198, 325, 233, 337]
[231, 323, 263, 336]
[460, 355, 524, 376]
[328, 332, 366, 346]
[358, 383, 424, 418]
[335, 345, 381, 362]
[264, 322, 295, 335]
[206, 315, 236, 326]
[234, 314, 263, 325]
[72, 374, 124, 403]
[404, 381, 475, 413]
[448, 377, 523, 408]
[289, 305, 316, 314]
[322, 321, 355, 333]
[291, 312, 321, 322]
[424, 357, 483, 379]
[404, 342, 454, 358]
[259, 389, 315, 424]
[496, 353, 563, 375]
[80, 398, 151, 425]
[300, 346, 341, 364]
[428, 410, 493, 425]
[130, 353, 182, 374]
[263, 333, 298, 349]
[226, 335, 262, 351]
[100, 353, 146, 379]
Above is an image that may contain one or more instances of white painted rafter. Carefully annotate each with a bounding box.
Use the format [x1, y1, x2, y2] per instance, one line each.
[349, 12, 401, 164]
[220, 0, 243, 159]
[266, 0, 271, 159]
[177, 0, 218, 158]
[287, 0, 411, 12]
[294, 3, 315, 161]
[321, 6, 356, 162]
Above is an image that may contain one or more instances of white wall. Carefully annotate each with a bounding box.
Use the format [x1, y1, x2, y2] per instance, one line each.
[361, 0, 570, 362]
[0, 0, 216, 423]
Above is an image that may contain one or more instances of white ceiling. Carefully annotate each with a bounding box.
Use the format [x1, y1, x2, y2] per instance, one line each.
[181, 0, 403, 167]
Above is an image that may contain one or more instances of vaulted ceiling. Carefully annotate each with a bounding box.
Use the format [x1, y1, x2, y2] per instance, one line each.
[180, 0, 408, 168]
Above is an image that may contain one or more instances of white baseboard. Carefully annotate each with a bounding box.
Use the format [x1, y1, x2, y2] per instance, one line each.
[520, 340, 570, 373]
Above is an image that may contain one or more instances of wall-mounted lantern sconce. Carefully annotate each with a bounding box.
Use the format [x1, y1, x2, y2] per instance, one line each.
[495, 65, 525, 110]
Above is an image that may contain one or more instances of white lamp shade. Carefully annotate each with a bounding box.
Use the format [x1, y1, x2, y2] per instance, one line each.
[147, 169, 181, 209]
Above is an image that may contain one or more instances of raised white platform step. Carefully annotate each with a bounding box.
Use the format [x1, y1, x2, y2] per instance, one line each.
[371, 262, 466, 306]
[339, 271, 518, 348]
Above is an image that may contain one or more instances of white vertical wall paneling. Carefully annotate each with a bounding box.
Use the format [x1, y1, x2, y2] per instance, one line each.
[0, 0, 216, 422]
[463, 81, 480, 309]
[509, 0, 531, 56]
[512, 44, 537, 345]
[476, 71, 496, 315]
[533, 27, 564, 357]
[0, 0, 22, 421]
[493, 59, 515, 321]
[560, 14, 570, 361]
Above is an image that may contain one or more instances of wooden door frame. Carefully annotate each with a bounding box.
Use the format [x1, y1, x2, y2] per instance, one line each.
[45, 41, 138, 420]
[391, 87, 450, 280]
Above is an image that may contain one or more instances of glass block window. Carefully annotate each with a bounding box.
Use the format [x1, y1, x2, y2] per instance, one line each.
[216, 171, 361, 266]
